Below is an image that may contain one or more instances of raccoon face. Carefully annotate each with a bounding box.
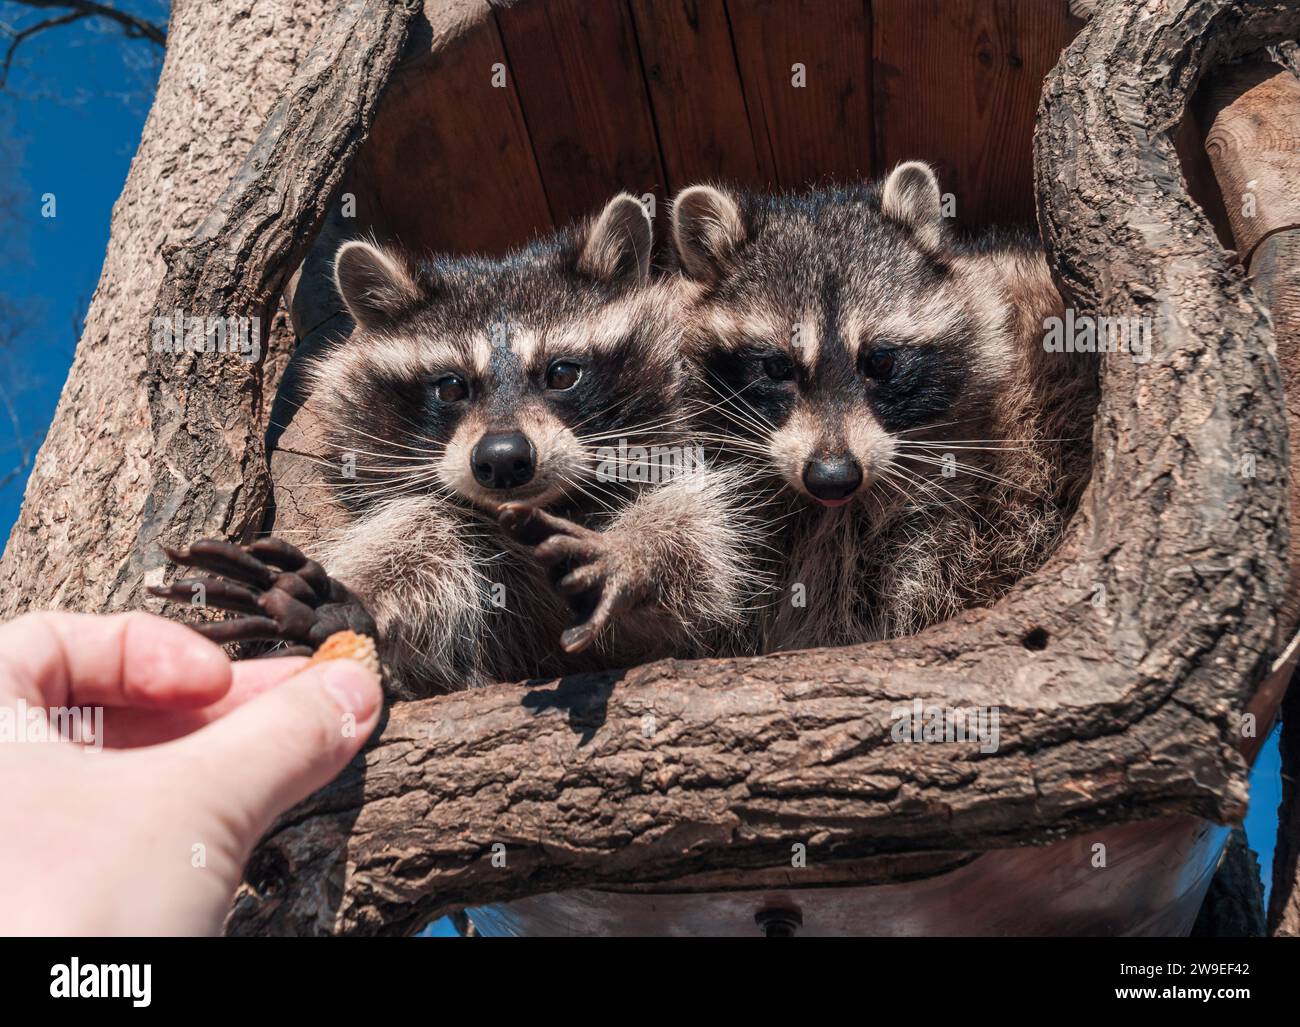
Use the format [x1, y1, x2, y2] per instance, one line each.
[672, 163, 1012, 509]
[310, 193, 682, 513]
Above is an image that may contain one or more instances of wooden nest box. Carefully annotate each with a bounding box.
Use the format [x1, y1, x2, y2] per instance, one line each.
[141, 0, 1300, 936]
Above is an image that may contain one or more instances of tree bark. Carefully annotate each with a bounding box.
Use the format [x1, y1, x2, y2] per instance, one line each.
[1191, 56, 1300, 937]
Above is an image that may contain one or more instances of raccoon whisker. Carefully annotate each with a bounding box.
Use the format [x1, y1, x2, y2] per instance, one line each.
[568, 466, 629, 506]
[556, 471, 620, 513]
[291, 439, 442, 465]
[322, 420, 445, 457]
[325, 446, 444, 463]
[568, 396, 705, 444]
[877, 462, 977, 520]
[575, 422, 691, 446]
[681, 432, 773, 456]
[699, 367, 775, 424]
[299, 455, 441, 477]
[332, 475, 448, 498]
[679, 389, 769, 432]
[566, 393, 649, 435]
[693, 372, 776, 432]
[577, 407, 711, 444]
[345, 465, 442, 477]
[706, 445, 775, 466]
[331, 471, 451, 502]
[328, 467, 449, 491]
[607, 426, 774, 462]
[896, 453, 1033, 493]
[893, 419, 967, 438]
[575, 428, 774, 467]
[895, 441, 1036, 452]
[896, 438, 1071, 456]
[697, 375, 777, 437]
[899, 459, 1027, 494]
[702, 401, 776, 444]
[905, 433, 1092, 446]
[880, 462, 1008, 536]
[706, 395, 776, 437]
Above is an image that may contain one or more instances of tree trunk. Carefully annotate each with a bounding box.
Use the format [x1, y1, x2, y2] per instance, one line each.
[1190, 55, 1300, 937]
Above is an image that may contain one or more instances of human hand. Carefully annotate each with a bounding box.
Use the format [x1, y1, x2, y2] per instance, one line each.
[0, 610, 382, 936]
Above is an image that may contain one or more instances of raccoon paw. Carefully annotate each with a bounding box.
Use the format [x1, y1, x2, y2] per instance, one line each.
[498, 503, 652, 654]
[147, 537, 378, 654]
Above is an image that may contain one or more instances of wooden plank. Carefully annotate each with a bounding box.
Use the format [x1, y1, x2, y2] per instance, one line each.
[873, 0, 1082, 229]
[628, 0, 768, 193]
[726, 0, 873, 189]
[491, 0, 666, 229]
[354, 6, 553, 256]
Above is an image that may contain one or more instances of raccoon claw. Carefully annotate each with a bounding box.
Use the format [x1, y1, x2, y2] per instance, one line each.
[560, 623, 599, 653]
[149, 536, 378, 653]
[497, 502, 572, 546]
[498, 503, 651, 653]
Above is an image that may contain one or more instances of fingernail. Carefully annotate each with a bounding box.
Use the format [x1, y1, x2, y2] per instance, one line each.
[319, 659, 381, 719]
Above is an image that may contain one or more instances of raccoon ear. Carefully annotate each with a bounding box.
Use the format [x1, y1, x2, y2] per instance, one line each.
[577, 193, 653, 284]
[672, 185, 745, 283]
[334, 240, 424, 331]
[881, 161, 945, 249]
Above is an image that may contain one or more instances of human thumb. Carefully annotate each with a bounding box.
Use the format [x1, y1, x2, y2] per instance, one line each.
[171, 657, 383, 852]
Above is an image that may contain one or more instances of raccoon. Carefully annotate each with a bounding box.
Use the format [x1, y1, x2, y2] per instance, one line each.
[151, 194, 757, 697]
[669, 162, 1096, 653]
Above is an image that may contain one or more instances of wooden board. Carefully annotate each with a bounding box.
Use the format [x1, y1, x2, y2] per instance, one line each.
[628, 0, 769, 192]
[346, 0, 1083, 254]
[353, 3, 552, 256]
[873, 0, 1082, 228]
[726, 0, 874, 189]
[491, 0, 666, 229]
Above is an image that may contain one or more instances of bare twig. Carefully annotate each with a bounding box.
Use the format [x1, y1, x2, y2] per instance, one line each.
[1, 1, 167, 88]
[0, 377, 34, 494]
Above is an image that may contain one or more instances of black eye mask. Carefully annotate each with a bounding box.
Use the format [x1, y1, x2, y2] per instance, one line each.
[542, 336, 676, 447]
[698, 345, 800, 438]
[862, 343, 970, 433]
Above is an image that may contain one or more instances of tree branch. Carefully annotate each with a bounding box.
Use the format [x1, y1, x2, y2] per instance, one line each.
[1, 1, 167, 88]
[11, 0, 165, 46]
[135, 0, 417, 589]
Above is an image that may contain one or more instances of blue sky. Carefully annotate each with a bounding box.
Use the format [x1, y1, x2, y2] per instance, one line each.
[0, 1, 167, 534]
[0, 0, 1284, 927]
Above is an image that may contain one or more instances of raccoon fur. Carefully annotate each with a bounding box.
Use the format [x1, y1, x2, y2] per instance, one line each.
[669, 162, 1097, 654]
[155, 194, 759, 697]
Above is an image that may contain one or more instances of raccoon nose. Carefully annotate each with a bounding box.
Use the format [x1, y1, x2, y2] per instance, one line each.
[803, 455, 863, 502]
[471, 432, 536, 490]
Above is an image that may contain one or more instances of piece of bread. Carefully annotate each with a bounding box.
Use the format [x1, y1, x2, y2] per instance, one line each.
[304, 630, 381, 678]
